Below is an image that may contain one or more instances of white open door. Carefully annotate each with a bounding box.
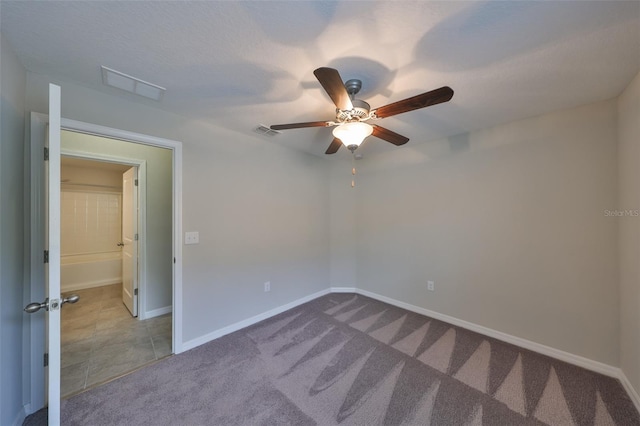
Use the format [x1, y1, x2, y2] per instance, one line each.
[122, 167, 138, 316]
[24, 85, 65, 426]
[46, 83, 62, 425]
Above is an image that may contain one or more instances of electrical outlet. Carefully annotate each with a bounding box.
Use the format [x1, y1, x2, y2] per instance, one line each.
[427, 280, 435, 291]
[264, 281, 271, 292]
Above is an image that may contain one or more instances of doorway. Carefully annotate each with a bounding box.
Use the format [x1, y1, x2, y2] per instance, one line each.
[28, 113, 183, 412]
[57, 155, 170, 397]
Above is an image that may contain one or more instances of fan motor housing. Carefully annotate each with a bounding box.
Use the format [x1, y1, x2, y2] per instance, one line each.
[336, 99, 370, 122]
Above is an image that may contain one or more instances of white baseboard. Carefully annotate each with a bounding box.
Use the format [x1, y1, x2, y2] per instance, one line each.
[619, 370, 640, 414]
[354, 288, 621, 378]
[181, 288, 331, 351]
[330, 287, 357, 293]
[178, 285, 640, 411]
[144, 305, 172, 319]
[354, 289, 640, 409]
[12, 405, 27, 426]
[61, 279, 120, 292]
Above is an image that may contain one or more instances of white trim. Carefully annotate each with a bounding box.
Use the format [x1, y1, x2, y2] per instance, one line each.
[60, 118, 182, 150]
[351, 288, 640, 408]
[172, 136, 183, 354]
[181, 289, 331, 352]
[27, 112, 47, 412]
[145, 305, 172, 319]
[619, 370, 640, 414]
[173, 285, 640, 410]
[11, 405, 27, 426]
[179, 285, 619, 378]
[354, 288, 621, 378]
[57, 119, 183, 355]
[48, 83, 62, 425]
[329, 287, 357, 293]
[61, 279, 121, 292]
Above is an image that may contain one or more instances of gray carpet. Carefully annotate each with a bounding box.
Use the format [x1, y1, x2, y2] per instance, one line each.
[25, 293, 640, 425]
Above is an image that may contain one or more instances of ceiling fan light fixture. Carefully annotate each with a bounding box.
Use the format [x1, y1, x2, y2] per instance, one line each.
[332, 122, 373, 151]
[270, 67, 453, 155]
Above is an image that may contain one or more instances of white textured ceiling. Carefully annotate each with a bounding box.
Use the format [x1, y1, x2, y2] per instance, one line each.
[2, 1, 639, 158]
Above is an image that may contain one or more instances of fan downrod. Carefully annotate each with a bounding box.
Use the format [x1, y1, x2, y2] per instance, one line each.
[344, 79, 362, 96]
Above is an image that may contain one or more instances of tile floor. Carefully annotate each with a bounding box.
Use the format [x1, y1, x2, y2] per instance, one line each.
[61, 283, 172, 398]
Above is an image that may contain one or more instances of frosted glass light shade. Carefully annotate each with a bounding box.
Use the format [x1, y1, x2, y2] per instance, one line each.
[332, 122, 373, 148]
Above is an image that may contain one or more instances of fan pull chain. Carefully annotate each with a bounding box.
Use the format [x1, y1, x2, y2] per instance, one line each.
[351, 152, 356, 188]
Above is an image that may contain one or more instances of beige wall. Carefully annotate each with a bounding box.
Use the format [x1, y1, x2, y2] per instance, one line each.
[60, 191, 122, 256]
[61, 164, 123, 257]
[62, 164, 124, 190]
[352, 99, 619, 365]
[618, 70, 640, 392]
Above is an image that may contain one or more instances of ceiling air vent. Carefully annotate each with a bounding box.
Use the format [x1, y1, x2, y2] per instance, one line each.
[253, 124, 281, 137]
[101, 66, 166, 101]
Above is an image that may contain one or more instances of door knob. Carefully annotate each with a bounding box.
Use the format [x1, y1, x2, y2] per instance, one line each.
[24, 299, 49, 314]
[24, 294, 80, 314]
[62, 294, 80, 305]
[117, 242, 124, 247]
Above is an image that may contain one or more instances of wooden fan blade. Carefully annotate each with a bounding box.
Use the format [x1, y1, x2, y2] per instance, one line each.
[313, 67, 353, 111]
[372, 125, 410, 146]
[373, 86, 454, 119]
[270, 121, 330, 130]
[325, 137, 343, 154]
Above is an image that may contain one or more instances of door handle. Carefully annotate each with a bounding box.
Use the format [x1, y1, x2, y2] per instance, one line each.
[62, 294, 80, 305]
[117, 242, 124, 247]
[24, 298, 49, 314]
[24, 294, 80, 314]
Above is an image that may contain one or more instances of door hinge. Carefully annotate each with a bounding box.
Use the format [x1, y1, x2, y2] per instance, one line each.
[44, 353, 49, 367]
[134, 288, 138, 296]
[134, 179, 138, 187]
[44, 147, 49, 161]
[134, 234, 139, 241]
[44, 250, 49, 264]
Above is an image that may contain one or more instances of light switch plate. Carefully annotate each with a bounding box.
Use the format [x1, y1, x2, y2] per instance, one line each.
[185, 231, 199, 245]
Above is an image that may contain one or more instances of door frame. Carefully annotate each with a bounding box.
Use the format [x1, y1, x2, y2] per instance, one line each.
[28, 113, 184, 412]
[60, 153, 146, 317]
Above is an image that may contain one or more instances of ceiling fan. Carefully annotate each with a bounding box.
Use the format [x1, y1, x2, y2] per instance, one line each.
[270, 67, 454, 154]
